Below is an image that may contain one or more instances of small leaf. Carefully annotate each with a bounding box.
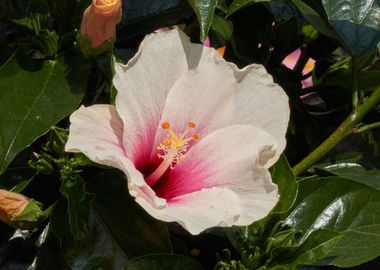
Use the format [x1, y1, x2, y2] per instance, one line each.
[270, 155, 298, 213]
[125, 254, 205, 270]
[269, 229, 342, 270]
[0, 52, 91, 174]
[87, 170, 172, 258]
[226, 0, 270, 17]
[322, 0, 380, 55]
[211, 14, 233, 41]
[187, 0, 218, 41]
[60, 175, 93, 241]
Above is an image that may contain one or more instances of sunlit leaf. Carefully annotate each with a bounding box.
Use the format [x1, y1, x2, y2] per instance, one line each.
[0, 52, 90, 174]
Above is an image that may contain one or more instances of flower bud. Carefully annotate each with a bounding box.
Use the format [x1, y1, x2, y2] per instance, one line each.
[0, 189, 44, 229]
[0, 189, 28, 226]
[80, 0, 122, 49]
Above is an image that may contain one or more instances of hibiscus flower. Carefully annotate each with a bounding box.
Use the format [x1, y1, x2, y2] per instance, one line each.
[65, 29, 289, 234]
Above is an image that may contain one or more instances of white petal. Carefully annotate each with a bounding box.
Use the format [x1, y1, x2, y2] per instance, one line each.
[65, 105, 165, 207]
[65, 104, 126, 168]
[152, 62, 289, 167]
[113, 29, 213, 166]
[135, 187, 241, 235]
[165, 125, 279, 225]
[113, 29, 227, 168]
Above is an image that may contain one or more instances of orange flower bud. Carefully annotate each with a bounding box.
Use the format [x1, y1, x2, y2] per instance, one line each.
[80, 0, 122, 48]
[0, 189, 28, 226]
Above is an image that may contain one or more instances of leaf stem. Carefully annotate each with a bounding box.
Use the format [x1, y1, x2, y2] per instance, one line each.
[292, 87, 380, 176]
[353, 121, 380, 133]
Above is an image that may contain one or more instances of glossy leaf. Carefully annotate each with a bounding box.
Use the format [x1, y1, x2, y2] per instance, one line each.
[318, 163, 380, 191]
[270, 155, 298, 213]
[0, 52, 90, 174]
[87, 170, 172, 258]
[125, 254, 205, 270]
[284, 176, 380, 267]
[226, 0, 270, 17]
[322, 0, 380, 54]
[187, 0, 218, 41]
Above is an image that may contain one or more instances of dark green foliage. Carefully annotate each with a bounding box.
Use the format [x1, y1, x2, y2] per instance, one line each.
[1, 0, 380, 269]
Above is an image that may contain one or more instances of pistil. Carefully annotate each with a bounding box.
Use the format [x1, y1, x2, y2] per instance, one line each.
[145, 122, 199, 187]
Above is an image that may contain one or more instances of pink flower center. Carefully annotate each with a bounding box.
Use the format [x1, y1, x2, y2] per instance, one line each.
[145, 121, 199, 186]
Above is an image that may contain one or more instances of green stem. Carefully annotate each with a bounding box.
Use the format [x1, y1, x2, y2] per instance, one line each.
[352, 56, 359, 108]
[292, 87, 380, 176]
[353, 121, 380, 133]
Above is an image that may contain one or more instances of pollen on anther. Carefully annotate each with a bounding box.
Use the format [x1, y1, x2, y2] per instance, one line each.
[165, 139, 172, 145]
[188, 122, 196, 128]
[192, 134, 199, 140]
[161, 122, 170, 129]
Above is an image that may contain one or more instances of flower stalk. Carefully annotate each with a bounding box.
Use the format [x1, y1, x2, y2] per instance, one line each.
[292, 86, 380, 176]
[351, 56, 359, 109]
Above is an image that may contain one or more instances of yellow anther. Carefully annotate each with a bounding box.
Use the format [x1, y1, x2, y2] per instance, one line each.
[165, 139, 172, 146]
[192, 134, 199, 140]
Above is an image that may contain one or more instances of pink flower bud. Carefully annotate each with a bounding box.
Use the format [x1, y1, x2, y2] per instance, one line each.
[80, 0, 122, 48]
[0, 189, 28, 227]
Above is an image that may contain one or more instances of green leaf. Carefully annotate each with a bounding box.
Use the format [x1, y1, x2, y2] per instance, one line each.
[326, 224, 380, 267]
[187, 0, 218, 41]
[316, 50, 380, 92]
[0, 166, 35, 191]
[226, 0, 270, 17]
[211, 14, 233, 41]
[117, 0, 193, 44]
[318, 163, 380, 191]
[60, 175, 93, 241]
[322, 0, 380, 55]
[0, 52, 90, 174]
[290, 0, 336, 39]
[125, 254, 205, 270]
[270, 155, 298, 213]
[284, 176, 380, 267]
[269, 229, 342, 270]
[51, 200, 128, 269]
[87, 170, 172, 258]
